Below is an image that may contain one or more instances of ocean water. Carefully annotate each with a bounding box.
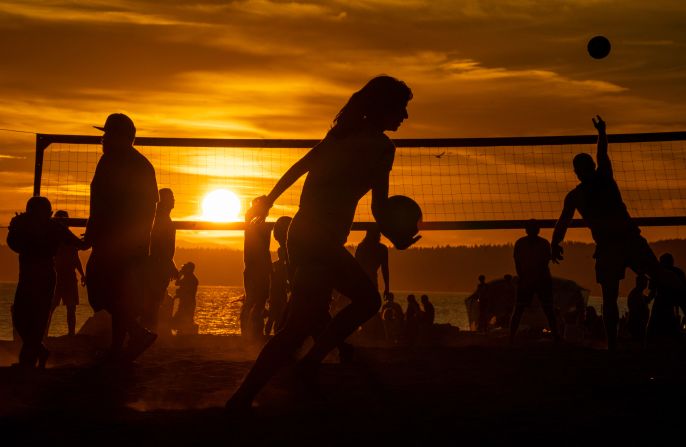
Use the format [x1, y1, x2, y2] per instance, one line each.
[0, 282, 473, 340]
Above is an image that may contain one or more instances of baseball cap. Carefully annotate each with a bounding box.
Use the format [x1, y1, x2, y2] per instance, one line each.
[94, 113, 136, 138]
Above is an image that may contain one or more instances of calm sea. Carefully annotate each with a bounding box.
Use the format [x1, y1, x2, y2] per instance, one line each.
[0, 282, 477, 340]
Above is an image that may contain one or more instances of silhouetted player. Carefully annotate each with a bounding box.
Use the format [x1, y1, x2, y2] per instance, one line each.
[241, 209, 272, 340]
[172, 262, 199, 334]
[381, 292, 404, 343]
[646, 253, 685, 343]
[51, 210, 85, 337]
[8, 197, 85, 368]
[85, 113, 159, 362]
[354, 227, 389, 339]
[626, 274, 649, 342]
[265, 216, 292, 336]
[510, 219, 560, 344]
[145, 188, 178, 332]
[226, 76, 414, 412]
[476, 274, 490, 332]
[552, 116, 662, 351]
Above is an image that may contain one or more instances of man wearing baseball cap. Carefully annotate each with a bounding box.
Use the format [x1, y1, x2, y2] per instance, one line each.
[85, 113, 159, 362]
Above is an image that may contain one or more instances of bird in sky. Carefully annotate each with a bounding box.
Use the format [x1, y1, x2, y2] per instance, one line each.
[434, 151, 446, 159]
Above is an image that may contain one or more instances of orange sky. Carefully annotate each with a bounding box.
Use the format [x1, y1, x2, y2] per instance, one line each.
[1, 0, 686, 248]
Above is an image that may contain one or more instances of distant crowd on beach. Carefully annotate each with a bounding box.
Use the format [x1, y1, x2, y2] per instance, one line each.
[467, 246, 686, 348]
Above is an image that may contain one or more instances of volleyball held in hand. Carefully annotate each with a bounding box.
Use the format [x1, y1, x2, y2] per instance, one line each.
[378, 195, 422, 250]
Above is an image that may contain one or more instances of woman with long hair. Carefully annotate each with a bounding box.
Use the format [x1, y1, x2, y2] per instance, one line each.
[226, 75, 415, 411]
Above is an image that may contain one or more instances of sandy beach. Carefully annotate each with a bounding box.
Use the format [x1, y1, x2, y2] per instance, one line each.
[1, 329, 685, 446]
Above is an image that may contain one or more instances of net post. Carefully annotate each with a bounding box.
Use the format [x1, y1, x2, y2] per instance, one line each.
[33, 134, 51, 197]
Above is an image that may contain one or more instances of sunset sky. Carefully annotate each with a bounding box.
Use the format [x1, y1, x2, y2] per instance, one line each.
[1, 0, 686, 248]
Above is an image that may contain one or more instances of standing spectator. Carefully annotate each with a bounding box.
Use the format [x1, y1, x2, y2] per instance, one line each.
[646, 253, 685, 344]
[171, 262, 199, 334]
[8, 197, 86, 368]
[85, 113, 159, 362]
[381, 292, 405, 343]
[241, 203, 272, 341]
[51, 210, 85, 337]
[354, 227, 390, 340]
[476, 274, 490, 332]
[354, 227, 390, 296]
[626, 274, 650, 342]
[144, 188, 177, 334]
[510, 220, 560, 344]
[265, 216, 292, 335]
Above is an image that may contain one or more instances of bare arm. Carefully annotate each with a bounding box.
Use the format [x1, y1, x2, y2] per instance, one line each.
[593, 115, 611, 179]
[61, 225, 89, 251]
[551, 193, 576, 263]
[266, 154, 313, 205]
[75, 252, 84, 277]
[247, 143, 321, 221]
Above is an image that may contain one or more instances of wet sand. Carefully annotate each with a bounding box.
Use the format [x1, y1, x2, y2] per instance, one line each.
[1, 329, 685, 445]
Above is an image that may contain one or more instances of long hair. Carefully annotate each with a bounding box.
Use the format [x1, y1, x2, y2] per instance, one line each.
[328, 75, 412, 139]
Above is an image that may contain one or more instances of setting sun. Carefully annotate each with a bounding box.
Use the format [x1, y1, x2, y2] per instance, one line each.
[201, 189, 241, 222]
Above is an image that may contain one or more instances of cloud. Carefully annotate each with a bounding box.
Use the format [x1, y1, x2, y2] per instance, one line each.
[0, 0, 191, 26]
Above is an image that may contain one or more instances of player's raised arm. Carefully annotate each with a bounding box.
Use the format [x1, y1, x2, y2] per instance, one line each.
[551, 193, 576, 263]
[593, 115, 612, 179]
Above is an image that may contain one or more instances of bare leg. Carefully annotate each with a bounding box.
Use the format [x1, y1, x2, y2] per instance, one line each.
[510, 304, 525, 343]
[540, 283, 560, 342]
[541, 305, 560, 341]
[226, 323, 311, 410]
[298, 250, 380, 369]
[67, 305, 76, 336]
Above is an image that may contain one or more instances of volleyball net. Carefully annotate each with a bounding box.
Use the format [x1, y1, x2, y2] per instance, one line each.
[34, 132, 686, 231]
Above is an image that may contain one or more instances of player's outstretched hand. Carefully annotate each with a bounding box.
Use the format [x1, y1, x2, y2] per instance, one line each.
[245, 195, 271, 224]
[592, 115, 606, 135]
[552, 243, 564, 264]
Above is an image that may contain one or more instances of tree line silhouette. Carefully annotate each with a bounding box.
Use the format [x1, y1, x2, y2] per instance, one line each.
[4, 240, 686, 296]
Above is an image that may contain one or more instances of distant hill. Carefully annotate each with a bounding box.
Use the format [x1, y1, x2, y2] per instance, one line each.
[2, 240, 686, 296]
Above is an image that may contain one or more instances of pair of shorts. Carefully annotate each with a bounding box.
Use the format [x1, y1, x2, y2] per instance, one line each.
[284, 213, 380, 336]
[53, 278, 79, 307]
[594, 236, 658, 284]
